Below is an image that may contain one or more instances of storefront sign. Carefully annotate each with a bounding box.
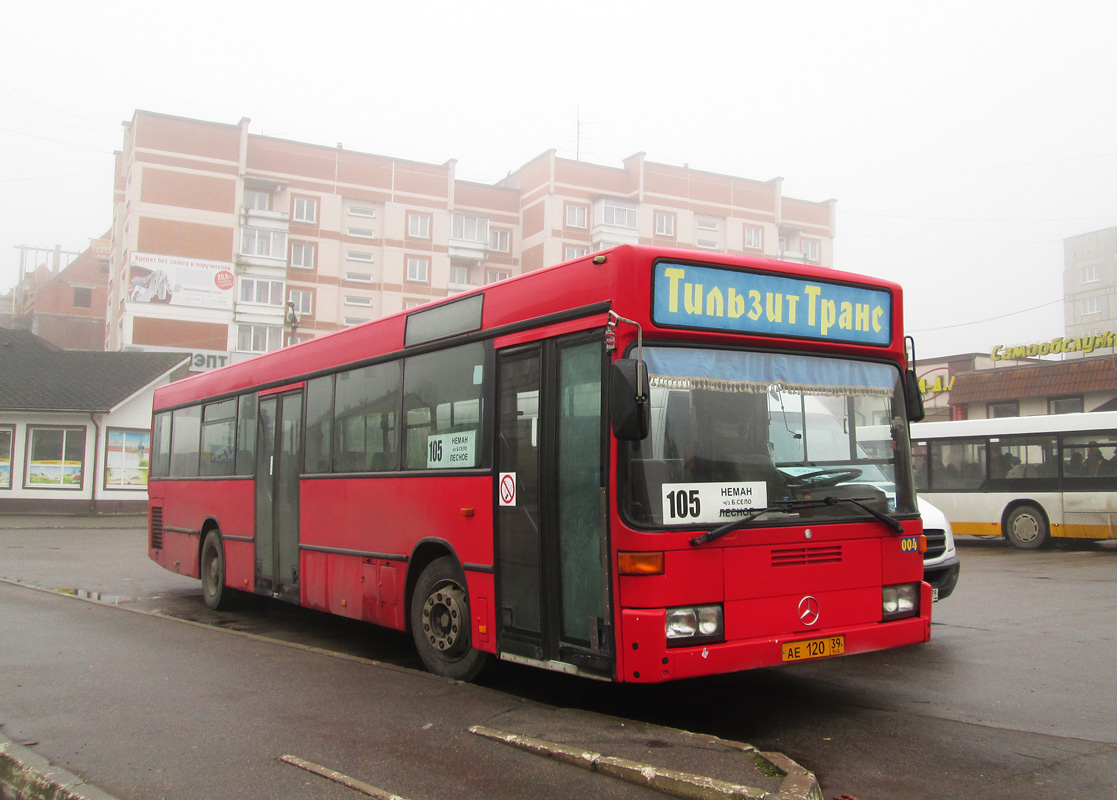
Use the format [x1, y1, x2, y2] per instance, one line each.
[653, 261, 891, 345]
[991, 331, 1117, 361]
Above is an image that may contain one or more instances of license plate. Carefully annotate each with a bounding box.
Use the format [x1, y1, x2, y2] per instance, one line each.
[782, 635, 845, 663]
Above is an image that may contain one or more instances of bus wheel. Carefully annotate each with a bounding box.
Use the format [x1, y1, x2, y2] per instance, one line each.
[1004, 505, 1049, 550]
[200, 529, 237, 611]
[411, 556, 491, 681]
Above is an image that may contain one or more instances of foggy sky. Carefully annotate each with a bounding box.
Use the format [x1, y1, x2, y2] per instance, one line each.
[4, 0, 1115, 358]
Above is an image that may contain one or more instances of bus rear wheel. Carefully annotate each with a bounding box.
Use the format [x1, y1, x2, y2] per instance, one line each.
[1004, 504, 1049, 550]
[410, 556, 491, 681]
[200, 529, 237, 610]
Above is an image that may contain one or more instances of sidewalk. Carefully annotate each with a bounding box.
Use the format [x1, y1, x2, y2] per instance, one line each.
[1, 580, 821, 800]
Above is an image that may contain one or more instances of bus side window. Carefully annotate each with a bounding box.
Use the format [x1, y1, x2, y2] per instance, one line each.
[402, 342, 487, 470]
[151, 412, 171, 478]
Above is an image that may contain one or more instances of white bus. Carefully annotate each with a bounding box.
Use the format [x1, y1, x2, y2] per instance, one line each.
[910, 412, 1117, 549]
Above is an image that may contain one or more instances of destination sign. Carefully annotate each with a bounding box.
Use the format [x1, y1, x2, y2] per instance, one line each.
[652, 261, 892, 346]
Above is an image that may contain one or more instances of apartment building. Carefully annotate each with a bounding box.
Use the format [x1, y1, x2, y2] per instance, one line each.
[106, 110, 836, 368]
[1064, 226, 1117, 358]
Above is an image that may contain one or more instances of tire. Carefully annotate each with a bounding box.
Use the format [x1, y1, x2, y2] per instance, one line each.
[200, 529, 237, 610]
[1004, 504, 1049, 550]
[410, 556, 491, 681]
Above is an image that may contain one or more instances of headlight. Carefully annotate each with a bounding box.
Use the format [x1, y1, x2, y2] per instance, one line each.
[882, 584, 919, 621]
[665, 604, 724, 646]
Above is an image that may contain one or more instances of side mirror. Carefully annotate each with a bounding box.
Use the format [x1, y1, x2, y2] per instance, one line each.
[904, 368, 925, 423]
[610, 359, 650, 441]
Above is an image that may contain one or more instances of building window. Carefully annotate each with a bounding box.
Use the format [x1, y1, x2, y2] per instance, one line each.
[696, 239, 719, 250]
[238, 324, 283, 353]
[292, 196, 318, 224]
[603, 200, 638, 228]
[349, 205, 377, 218]
[988, 401, 1019, 419]
[451, 266, 470, 285]
[655, 212, 675, 237]
[487, 270, 510, 284]
[802, 239, 821, 262]
[290, 241, 316, 270]
[345, 271, 373, 283]
[489, 229, 511, 252]
[343, 316, 368, 326]
[240, 277, 284, 306]
[696, 218, 720, 231]
[243, 190, 270, 211]
[73, 287, 92, 308]
[451, 213, 489, 243]
[242, 228, 287, 258]
[408, 213, 431, 239]
[745, 226, 763, 250]
[403, 300, 423, 310]
[566, 205, 588, 229]
[1049, 396, 1084, 415]
[346, 251, 374, 263]
[289, 289, 313, 316]
[406, 256, 430, 283]
[348, 227, 376, 239]
[25, 426, 86, 489]
[565, 246, 588, 260]
[1081, 264, 1099, 283]
[1081, 297, 1101, 316]
[345, 295, 373, 307]
[0, 426, 13, 489]
[104, 429, 151, 490]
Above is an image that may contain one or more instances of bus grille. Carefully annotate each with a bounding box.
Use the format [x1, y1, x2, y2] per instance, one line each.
[150, 507, 164, 550]
[771, 545, 843, 567]
[924, 529, 946, 559]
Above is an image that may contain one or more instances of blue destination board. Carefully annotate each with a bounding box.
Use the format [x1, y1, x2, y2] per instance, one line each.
[652, 261, 892, 346]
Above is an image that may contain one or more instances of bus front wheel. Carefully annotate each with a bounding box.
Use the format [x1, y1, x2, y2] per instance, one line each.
[410, 556, 491, 681]
[1004, 504, 1049, 550]
[200, 529, 237, 610]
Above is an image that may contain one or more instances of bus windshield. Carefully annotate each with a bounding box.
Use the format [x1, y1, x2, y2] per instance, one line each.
[622, 346, 917, 528]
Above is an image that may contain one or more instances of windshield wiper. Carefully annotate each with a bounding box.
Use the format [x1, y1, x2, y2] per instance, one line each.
[689, 495, 903, 547]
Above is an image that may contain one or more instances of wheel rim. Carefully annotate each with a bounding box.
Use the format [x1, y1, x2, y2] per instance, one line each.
[1012, 513, 1040, 543]
[422, 580, 467, 658]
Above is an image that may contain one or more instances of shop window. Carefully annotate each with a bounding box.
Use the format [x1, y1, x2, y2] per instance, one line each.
[105, 429, 151, 489]
[25, 426, 86, 489]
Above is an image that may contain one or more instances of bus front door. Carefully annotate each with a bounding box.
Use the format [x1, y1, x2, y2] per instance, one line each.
[255, 391, 303, 602]
[496, 334, 612, 677]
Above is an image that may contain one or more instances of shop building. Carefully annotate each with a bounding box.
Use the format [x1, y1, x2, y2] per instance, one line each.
[0, 330, 187, 513]
[106, 110, 836, 369]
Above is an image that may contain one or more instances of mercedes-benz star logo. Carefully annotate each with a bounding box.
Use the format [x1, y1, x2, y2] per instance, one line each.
[798, 596, 820, 626]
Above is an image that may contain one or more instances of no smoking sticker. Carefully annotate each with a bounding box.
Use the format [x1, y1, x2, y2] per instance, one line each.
[499, 473, 516, 506]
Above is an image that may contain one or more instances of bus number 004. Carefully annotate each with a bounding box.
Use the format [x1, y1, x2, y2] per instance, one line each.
[666, 489, 702, 519]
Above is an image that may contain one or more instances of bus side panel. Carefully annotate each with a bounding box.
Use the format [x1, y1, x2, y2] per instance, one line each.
[148, 479, 255, 583]
[921, 491, 1064, 539]
[299, 475, 495, 629]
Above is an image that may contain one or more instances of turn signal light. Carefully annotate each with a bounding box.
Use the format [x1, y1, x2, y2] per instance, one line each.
[618, 551, 664, 576]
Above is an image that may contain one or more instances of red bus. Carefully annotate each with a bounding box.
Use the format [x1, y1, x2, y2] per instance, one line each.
[148, 245, 931, 683]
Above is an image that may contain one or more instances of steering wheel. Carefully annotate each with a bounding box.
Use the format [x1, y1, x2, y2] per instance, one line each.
[786, 467, 864, 488]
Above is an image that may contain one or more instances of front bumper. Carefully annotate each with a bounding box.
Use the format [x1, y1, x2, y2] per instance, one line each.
[924, 555, 960, 601]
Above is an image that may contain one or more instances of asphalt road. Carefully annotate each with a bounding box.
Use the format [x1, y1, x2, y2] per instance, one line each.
[2, 517, 1116, 799]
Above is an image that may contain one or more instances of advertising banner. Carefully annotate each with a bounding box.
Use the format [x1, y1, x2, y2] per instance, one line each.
[129, 252, 235, 310]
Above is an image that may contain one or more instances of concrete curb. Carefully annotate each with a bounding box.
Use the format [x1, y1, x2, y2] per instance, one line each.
[0, 735, 119, 800]
[469, 725, 822, 800]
